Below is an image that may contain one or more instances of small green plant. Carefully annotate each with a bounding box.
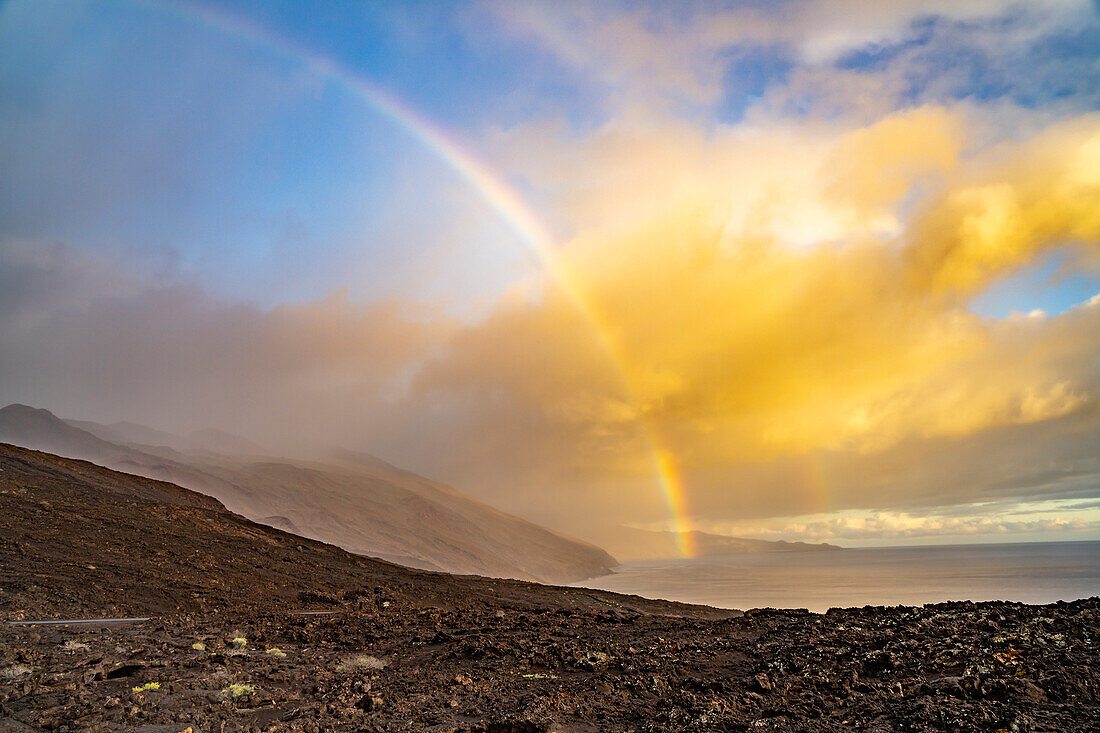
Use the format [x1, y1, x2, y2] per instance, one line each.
[265, 647, 287, 658]
[222, 682, 255, 699]
[132, 682, 160, 693]
[191, 642, 206, 651]
[230, 636, 248, 648]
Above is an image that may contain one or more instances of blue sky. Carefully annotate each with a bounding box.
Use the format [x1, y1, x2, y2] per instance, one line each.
[0, 0, 561, 305]
[970, 252, 1100, 319]
[2, 0, 1097, 308]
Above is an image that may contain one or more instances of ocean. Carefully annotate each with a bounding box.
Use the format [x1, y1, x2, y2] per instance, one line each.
[575, 540, 1100, 613]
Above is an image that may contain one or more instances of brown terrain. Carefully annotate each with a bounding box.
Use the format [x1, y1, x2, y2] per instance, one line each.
[0, 404, 615, 583]
[1, 442, 1098, 732]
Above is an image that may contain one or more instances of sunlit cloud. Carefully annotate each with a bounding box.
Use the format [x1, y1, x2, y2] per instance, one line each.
[466, 109, 1100, 453]
[698, 498, 1100, 546]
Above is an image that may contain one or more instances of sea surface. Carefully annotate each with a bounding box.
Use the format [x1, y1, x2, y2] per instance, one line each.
[575, 541, 1100, 613]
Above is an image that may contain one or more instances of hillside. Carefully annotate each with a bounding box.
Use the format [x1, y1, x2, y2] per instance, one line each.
[0, 404, 614, 583]
[0, 442, 682, 621]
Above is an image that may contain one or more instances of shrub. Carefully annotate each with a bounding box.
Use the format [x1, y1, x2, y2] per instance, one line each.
[222, 682, 255, 699]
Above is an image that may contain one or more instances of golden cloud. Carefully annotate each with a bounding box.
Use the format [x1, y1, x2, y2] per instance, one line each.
[422, 109, 1100, 497]
[910, 115, 1100, 292]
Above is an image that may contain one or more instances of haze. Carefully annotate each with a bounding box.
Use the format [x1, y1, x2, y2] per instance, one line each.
[2, 0, 1099, 553]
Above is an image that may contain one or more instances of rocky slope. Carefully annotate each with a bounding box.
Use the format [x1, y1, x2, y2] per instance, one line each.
[0, 443, 678, 622]
[0, 405, 615, 583]
[0, 443, 1097, 732]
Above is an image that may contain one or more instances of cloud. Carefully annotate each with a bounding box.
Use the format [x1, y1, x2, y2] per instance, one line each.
[491, 104, 966, 247]
[488, 0, 1098, 113]
[909, 115, 1100, 292]
[407, 106, 1100, 530]
[702, 505, 1100, 545]
[488, 110, 1097, 440]
[490, 2, 723, 106]
[0, 237, 455, 448]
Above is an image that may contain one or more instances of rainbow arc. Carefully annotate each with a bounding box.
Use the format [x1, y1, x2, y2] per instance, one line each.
[142, 0, 698, 558]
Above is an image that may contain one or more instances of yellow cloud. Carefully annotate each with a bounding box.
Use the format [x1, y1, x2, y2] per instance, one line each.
[910, 114, 1100, 292]
[424, 110, 1100, 498]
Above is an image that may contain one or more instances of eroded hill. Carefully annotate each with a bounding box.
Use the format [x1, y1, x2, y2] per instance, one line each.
[0, 404, 615, 583]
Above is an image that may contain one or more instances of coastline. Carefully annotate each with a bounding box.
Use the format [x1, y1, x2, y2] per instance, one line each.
[575, 541, 1100, 613]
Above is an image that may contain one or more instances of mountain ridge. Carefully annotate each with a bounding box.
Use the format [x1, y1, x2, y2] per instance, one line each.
[598, 525, 841, 561]
[0, 403, 615, 583]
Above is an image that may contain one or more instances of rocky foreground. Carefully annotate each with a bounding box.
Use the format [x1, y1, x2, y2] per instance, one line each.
[1, 444, 1098, 731]
[3, 598, 1099, 732]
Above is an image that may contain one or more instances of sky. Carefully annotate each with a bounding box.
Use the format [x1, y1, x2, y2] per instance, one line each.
[1, 0, 1099, 550]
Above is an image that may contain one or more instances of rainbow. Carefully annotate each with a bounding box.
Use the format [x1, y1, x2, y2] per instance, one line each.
[137, 0, 698, 557]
